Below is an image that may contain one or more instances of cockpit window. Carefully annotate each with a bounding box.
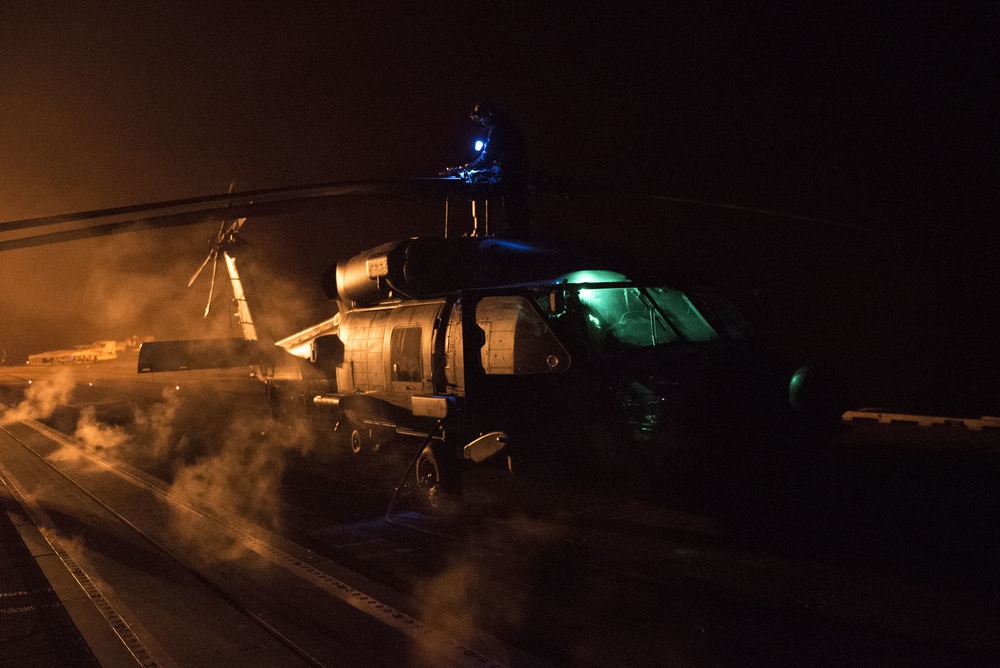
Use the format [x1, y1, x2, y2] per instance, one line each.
[579, 286, 678, 346]
[577, 285, 721, 347]
[646, 287, 719, 342]
[684, 288, 752, 340]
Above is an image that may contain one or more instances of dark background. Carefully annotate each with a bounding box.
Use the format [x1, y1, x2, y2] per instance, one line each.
[1, 3, 996, 414]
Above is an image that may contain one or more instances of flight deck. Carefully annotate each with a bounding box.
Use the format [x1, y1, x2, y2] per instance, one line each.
[2, 361, 999, 667]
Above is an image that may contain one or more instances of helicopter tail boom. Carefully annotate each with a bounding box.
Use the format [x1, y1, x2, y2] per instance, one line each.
[137, 338, 278, 373]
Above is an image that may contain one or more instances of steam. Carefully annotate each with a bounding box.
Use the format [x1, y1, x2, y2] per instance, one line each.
[62, 380, 320, 564]
[167, 414, 308, 523]
[411, 514, 567, 668]
[131, 387, 182, 460]
[82, 231, 237, 342]
[74, 406, 129, 450]
[2, 365, 318, 566]
[0, 369, 75, 425]
[2, 217, 332, 569]
[163, 406, 317, 564]
[234, 254, 332, 342]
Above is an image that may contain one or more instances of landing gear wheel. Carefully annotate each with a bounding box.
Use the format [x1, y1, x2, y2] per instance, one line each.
[344, 423, 382, 456]
[349, 427, 365, 455]
[415, 443, 460, 509]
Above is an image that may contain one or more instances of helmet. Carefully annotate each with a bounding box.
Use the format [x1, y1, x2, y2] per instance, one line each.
[470, 101, 496, 125]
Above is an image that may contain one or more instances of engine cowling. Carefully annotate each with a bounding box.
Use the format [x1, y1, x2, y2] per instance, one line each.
[322, 240, 407, 306]
[322, 236, 595, 307]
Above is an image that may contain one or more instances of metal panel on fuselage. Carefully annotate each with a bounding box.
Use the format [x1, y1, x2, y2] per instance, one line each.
[337, 308, 392, 393]
[337, 299, 448, 412]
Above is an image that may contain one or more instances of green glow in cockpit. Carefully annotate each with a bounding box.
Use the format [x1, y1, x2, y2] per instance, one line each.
[562, 270, 628, 285]
[576, 282, 721, 347]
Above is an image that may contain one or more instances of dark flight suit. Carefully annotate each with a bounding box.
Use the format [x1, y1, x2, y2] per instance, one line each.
[466, 110, 531, 237]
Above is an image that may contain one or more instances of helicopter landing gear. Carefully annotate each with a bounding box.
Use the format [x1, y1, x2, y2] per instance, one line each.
[340, 420, 382, 456]
[415, 442, 460, 509]
[349, 427, 365, 455]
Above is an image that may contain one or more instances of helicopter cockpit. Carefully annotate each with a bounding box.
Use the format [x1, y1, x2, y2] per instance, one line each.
[528, 270, 752, 357]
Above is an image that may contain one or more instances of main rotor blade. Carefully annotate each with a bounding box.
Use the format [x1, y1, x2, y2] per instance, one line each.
[0, 178, 484, 236]
[188, 250, 215, 287]
[204, 253, 219, 318]
[0, 213, 222, 252]
[0, 173, 878, 253]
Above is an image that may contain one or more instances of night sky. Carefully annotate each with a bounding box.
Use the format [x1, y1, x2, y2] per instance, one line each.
[1, 3, 996, 414]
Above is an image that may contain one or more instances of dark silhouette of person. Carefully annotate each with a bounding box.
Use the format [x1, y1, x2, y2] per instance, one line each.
[443, 102, 531, 237]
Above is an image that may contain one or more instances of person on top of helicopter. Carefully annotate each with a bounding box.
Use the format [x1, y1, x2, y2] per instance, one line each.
[441, 101, 531, 237]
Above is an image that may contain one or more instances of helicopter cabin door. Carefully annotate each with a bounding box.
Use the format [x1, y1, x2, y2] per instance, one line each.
[384, 300, 445, 401]
[460, 290, 573, 441]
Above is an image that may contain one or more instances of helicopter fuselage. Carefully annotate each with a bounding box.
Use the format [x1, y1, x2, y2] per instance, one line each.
[139, 235, 812, 497]
[302, 237, 801, 487]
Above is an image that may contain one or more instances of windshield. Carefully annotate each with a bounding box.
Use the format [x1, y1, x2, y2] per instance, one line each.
[575, 285, 723, 348]
[646, 287, 719, 341]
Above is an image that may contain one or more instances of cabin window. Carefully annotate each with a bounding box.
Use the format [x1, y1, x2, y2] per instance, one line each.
[475, 296, 570, 374]
[390, 326, 422, 382]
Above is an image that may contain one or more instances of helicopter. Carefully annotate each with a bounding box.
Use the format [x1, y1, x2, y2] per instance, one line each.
[0, 175, 841, 506]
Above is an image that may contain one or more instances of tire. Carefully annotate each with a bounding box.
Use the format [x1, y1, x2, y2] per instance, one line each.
[414, 443, 460, 509]
[349, 426, 365, 456]
[344, 423, 385, 456]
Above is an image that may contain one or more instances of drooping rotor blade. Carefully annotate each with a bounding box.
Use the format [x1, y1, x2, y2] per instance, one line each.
[0, 173, 875, 252]
[188, 217, 229, 287]
[204, 252, 219, 318]
[0, 215, 224, 252]
[188, 249, 215, 287]
[0, 177, 487, 240]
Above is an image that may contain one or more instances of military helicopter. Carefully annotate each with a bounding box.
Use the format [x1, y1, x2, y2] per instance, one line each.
[0, 175, 839, 505]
